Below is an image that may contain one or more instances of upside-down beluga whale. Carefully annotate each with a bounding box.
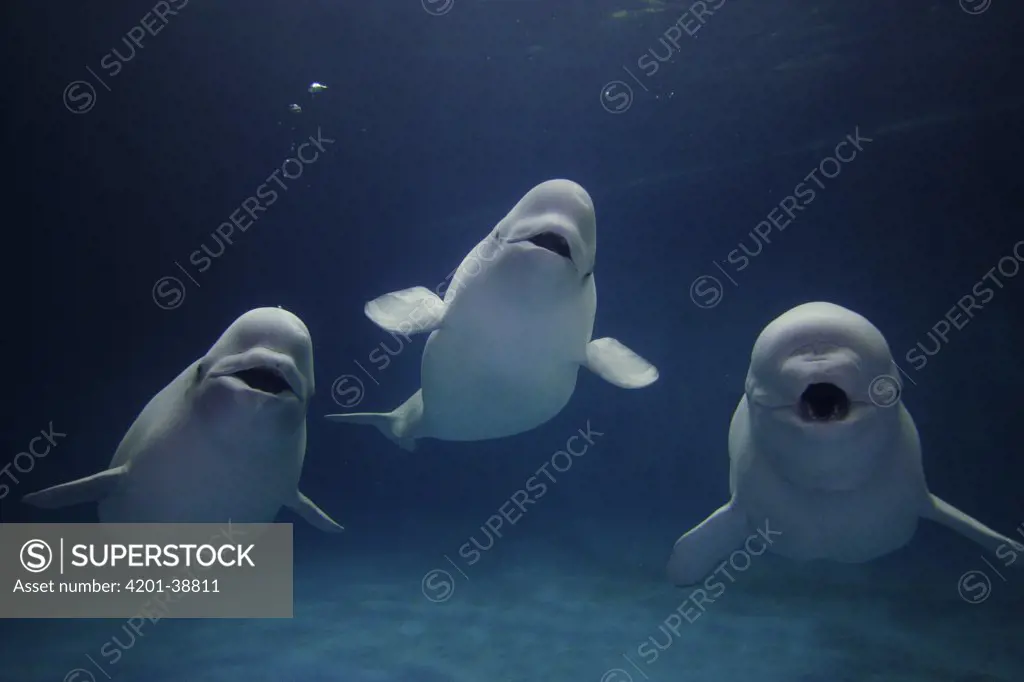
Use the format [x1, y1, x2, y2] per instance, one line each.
[23, 307, 343, 532]
[326, 179, 659, 450]
[666, 301, 1023, 585]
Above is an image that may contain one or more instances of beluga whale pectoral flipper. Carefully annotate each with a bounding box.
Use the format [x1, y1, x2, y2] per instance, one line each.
[666, 301, 1023, 586]
[23, 307, 344, 532]
[326, 179, 659, 450]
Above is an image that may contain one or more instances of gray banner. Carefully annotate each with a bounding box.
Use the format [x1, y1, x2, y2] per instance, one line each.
[1, 523, 292, 618]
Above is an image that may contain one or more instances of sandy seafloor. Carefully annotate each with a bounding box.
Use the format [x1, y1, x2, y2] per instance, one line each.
[3, 519, 1021, 682]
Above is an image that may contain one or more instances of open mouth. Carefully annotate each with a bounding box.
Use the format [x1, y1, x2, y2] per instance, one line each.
[798, 383, 850, 422]
[525, 232, 573, 261]
[230, 367, 293, 395]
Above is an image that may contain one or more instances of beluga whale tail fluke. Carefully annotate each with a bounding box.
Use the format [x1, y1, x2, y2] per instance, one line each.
[325, 391, 422, 452]
[23, 307, 345, 532]
[665, 301, 1022, 586]
[325, 179, 658, 449]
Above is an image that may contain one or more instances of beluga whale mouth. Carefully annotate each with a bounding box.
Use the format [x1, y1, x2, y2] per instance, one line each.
[524, 232, 573, 261]
[798, 383, 850, 422]
[231, 367, 294, 395]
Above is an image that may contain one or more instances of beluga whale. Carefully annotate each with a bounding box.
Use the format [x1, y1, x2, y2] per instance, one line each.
[666, 301, 1023, 585]
[23, 307, 344, 532]
[326, 179, 658, 450]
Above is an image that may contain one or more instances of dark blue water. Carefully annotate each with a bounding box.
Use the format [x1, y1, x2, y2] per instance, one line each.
[2, 0, 1023, 680]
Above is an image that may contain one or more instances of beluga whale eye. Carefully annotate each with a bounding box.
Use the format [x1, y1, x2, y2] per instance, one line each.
[799, 383, 850, 422]
[232, 367, 293, 395]
[526, 232, 572, 260]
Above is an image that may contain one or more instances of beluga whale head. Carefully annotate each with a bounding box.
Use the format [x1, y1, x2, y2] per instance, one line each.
[494, 179, 597, 285]
[743, 301, 903, 491]
[193, 307, 315, 440]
